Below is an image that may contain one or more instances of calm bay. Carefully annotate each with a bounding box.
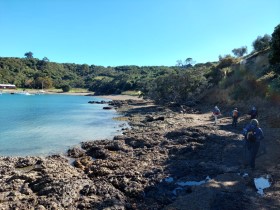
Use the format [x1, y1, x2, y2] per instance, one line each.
[0, 93, 124, 156]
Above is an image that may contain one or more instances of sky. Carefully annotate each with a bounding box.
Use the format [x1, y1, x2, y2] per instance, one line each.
[0, 0, 279, 67]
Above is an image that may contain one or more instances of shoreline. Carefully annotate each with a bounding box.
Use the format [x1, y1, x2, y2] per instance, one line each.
[1, 89, 143, 101]
[0, 99, 279, 209]
[1, 89, 93, 96]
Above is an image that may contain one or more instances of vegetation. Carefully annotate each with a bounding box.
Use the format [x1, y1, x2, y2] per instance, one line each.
[24, 51, 34, 59]
[252, 34, 271, 52]
[269, 24, 280, 73]
[0, 56, 180, 95]
[61, 84, 71, 92]
[1, 23, 280, 107]
[145, 65, 211, 104]
[232, 46, 247, 57]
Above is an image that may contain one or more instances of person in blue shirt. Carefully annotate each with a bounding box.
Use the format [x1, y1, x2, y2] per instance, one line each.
[248, 106, 258, 119]
[242, 119, 264, 169]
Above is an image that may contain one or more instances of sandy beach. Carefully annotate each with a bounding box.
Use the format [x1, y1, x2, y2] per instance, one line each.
[1, 89, 142, 101]
[96, 94, 143, 101]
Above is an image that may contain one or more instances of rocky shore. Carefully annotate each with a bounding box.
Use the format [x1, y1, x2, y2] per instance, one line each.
[0, 99, 279, 209]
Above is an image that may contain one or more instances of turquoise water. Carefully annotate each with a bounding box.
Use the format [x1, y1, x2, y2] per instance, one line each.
[0, 93, 124, 156]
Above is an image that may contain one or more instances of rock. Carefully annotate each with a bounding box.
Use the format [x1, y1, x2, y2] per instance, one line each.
[67, 147, 85, 158]
[74, 156, 93, 170]
[15, 157, 36, 168]
[88, 100, 108, 104]
[103, 106, 113, 110]
[35, 205, 47, 210]
[86, 147, 109, 159]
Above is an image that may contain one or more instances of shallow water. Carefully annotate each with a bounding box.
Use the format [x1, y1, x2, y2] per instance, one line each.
[0, 93, 124, 156]
[254, 176, 271, 195]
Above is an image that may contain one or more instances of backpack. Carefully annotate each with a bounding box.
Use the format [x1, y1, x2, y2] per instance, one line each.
[233, 110, 238, 117]
[252, 110, 257, 117]
[214, 108, 220, 115]
[246, 130, 256, 142]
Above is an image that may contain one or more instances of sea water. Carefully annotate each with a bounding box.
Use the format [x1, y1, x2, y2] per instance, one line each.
[0, 93, 125, 156]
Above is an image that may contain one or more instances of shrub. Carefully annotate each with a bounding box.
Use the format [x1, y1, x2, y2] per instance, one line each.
[217, 55, 237, 69]
[252, 34, 271, 52]
[232, 46, 247, 57]
[269, 24, 280, 72]
[61, 85, 71, 92]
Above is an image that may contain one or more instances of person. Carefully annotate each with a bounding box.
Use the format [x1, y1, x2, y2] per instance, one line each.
[242, 119, 264, 170]
[231, 108, 239, 127]
[248, 106, 258, 119]
[212, 106, 221, 125]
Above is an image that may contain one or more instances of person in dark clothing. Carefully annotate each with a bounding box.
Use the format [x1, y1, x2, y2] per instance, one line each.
[231, 108, 239, 127]
[242, 119, 264, 169]
[248, 106, 258, 119]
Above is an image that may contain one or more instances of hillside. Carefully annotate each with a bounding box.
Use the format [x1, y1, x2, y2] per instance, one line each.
[0, 56, 187, 95]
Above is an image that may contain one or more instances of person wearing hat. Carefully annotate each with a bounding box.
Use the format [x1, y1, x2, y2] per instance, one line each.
[242, 119, 264, 169]
[231, 107, 239, 127]
[248, 106, 258, 119]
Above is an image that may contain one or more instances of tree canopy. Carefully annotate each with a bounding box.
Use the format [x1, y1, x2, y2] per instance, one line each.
[232, 46, 247, 57]
[269, 24, 280, 66]
[24, 51, 34, 59]
[252, 34, 271, 52]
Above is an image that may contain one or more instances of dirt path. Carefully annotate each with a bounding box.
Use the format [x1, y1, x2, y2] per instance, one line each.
[114, 99, 280, 209]
[175, 109, 280, 209]
[189, 108, 280, 169]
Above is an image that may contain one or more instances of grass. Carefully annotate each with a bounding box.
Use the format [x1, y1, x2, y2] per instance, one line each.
[121, 90, 141, 96]
[67, 88, 92, 93]
[15, 88, 93, 94]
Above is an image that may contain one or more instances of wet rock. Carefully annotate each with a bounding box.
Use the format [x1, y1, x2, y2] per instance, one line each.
[86, 147, 109, 159]
[67, 147, 85, 158]
[145, 115, 165, 122]
[103, 106, 113, 110]
[15, 157, 36, 168]
[74, 156, 93, 170]
[104, 141, 130, 152]
[88, 100, 108, 104]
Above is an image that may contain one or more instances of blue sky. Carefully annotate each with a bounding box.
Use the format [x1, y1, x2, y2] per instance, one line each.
[0, 0, 279, 66]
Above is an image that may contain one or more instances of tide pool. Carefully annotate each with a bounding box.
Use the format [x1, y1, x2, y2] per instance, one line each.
[0, 93, 125, 156]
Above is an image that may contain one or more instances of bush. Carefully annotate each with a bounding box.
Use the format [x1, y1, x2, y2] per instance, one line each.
[217, 55, 237, 69]
[252, 34, 271, 52]
[61, 85, 71, 92]
[232, 46, 247, 57]
[269, 24, 280, 68]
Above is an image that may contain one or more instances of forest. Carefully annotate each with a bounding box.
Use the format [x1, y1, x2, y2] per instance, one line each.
[1, 23, 280, 106]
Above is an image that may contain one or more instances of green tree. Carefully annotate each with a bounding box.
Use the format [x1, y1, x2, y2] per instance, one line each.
[61, 84, 71, 92]
[185, 58, 195, 66]
[252, 34, 271, 51]
[145, 70, 208, 104]
[42, 57, 49, 62]
[269, 24, 280, 66]
[24, 51, 34, 59]
[35, 77, 53, 89]
[176, 60, 183, 67]
[217, 54, 236, 69]
[232, 46, 247, 57]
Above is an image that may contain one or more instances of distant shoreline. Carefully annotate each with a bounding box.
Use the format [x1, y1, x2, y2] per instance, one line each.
[95, 94, 143, 101]
[1, 89, 143, 101]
